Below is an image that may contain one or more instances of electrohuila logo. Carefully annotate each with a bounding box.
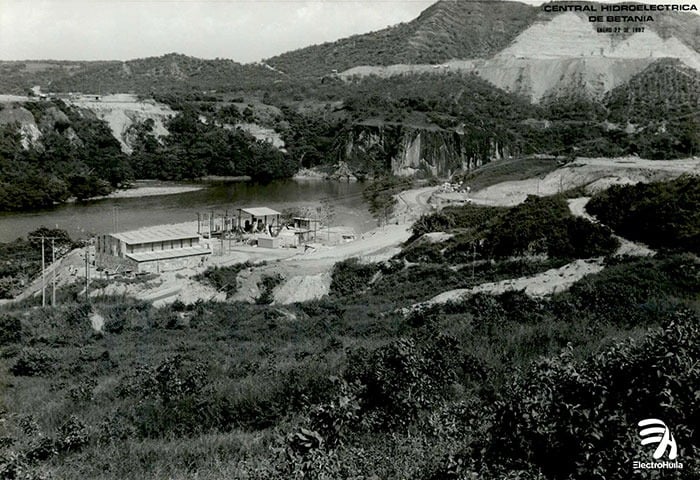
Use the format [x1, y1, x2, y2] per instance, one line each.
[633, 419, 683, 471]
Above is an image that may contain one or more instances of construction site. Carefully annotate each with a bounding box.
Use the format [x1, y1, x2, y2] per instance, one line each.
[8, 155, 700, 309]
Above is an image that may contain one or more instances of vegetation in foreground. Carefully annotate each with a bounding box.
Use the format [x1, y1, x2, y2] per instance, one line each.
[0, 183, 698, 479]
[587, 175, 700, 254]
[0, 252, 697, 479]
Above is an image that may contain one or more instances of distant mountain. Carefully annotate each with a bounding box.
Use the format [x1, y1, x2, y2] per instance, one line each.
[2, 1, 699, 104]
[269, 0, 700, 101]
[0, 53, 281, 95]
[266, 0, 538, 77]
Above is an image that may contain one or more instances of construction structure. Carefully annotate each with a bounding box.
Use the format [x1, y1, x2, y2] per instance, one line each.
[237, 207, 281, 235]
[292, 217, 321, 243]
[197, 207, 282, 237]
[96, 225, 212, 274]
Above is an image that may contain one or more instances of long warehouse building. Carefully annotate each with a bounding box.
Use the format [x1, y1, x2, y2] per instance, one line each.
[96, 225, 212, 273]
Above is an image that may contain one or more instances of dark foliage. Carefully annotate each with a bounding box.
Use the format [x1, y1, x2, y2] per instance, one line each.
[329, 258, 379, 297]
[10, 348, 55, 376]
[194, 262, 254, 298]
[344, 334, 461, 430]
[487, 310, 698, 479]
[0, 315, 21, 345]
[586, 176, 700, 254]
[487, 195, 618, 259]
[362, 176, 413, 221]
[256, 273, 284, 305]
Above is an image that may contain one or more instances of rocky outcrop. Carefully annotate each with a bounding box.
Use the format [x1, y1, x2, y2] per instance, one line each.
[0, 104, 41, 149]
[343, 122, 511, 177]
[66, 94, 175, 154]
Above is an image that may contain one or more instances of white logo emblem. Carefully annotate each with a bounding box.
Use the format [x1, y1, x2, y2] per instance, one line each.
[638, 419, 678, 460]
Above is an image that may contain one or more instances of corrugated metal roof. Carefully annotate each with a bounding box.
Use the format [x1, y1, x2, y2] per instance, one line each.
[111, 225, 200, 244]
[126, 245, 212, 262]
[238, 207, 281, 217]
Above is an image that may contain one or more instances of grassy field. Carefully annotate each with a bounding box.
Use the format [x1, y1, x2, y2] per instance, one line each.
[457, 156, 564, 191]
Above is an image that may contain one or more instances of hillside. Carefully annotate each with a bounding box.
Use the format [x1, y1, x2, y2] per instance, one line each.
[605, 59, 700, 124]
[266, 0, 538, 77]
[0, 53, 281, 95]
[1, 1, 699, 104]
[336, 6, 700, 102]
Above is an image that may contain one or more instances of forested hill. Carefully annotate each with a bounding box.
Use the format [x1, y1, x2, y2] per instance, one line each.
[265, 0, 538, 77]
[605, 59, 700, 125]
[0, 53, 282, 96]
[2, 1, 698, 97]
[265, 0, 700, 78]
[0, 99, 295, 211]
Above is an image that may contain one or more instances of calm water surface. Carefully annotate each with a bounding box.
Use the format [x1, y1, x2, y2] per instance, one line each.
[0, 179, 376, 242]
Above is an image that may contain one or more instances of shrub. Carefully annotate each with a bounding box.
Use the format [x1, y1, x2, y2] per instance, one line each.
[411, 204, 505, 238]
[10, 349, 55, 376]
[256, 273, 284, 305]
[486, 310, 699, 479]
[25, 437, 58, 462]
[486, 195, 618, 259]
[330, 258, 379, 297]
[554, 254, 700, 326]
[586, 175, 700, 254]
[0, 315, 21, 345]
[195, 262, 253, 298]
[345, 334, 460, 430]
[309, 378, 362, 447]
[57, 416, 89, 452]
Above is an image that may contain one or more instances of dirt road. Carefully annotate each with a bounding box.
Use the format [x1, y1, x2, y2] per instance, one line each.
[437, 156, 700, 207]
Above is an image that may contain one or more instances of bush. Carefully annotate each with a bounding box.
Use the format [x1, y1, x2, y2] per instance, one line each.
[411, 204, 506, 238]
[554, 254, 700, 326]
[195, 262, 253, 298]
[487, 195, 618, 259]
[486, 310, 699, 479]
[586, 175, 700, 254]
[345, 335, 460, 430]
[10, 349, 55, 377]
[330, 258, 379, 297]
[57, 416, 89, 452]
[256, 273, 284, 305]
[0, 315, 21, 345]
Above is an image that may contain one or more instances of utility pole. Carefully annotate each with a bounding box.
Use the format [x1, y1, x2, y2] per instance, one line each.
[29, 235, 64, 307]
[472, 242, 476, 281]
[51, 238, 56, 306]
[41, 237, 45, 307]
[85, 240, 90, 303]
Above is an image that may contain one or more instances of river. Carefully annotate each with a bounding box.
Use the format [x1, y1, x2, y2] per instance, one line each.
[0, 179, 376, 243]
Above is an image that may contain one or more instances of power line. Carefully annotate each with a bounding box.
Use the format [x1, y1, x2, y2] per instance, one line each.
[27, 235, 65, 307]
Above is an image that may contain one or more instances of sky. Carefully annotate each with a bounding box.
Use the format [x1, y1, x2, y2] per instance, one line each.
[0, 0, 697, 63]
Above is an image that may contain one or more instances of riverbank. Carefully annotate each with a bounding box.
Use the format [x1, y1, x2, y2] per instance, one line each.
[95, 181, 205, 199]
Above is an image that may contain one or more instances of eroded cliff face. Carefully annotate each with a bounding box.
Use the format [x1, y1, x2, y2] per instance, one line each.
[67, 94, 175, 154]
[343, 122, 511, 177]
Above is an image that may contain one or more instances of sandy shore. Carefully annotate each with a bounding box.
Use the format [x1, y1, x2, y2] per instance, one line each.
[100, 185, 204, 199]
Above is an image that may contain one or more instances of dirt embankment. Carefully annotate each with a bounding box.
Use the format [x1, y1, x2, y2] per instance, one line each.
[436, 156, 700, 207]
[67, 94, 175, 154]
